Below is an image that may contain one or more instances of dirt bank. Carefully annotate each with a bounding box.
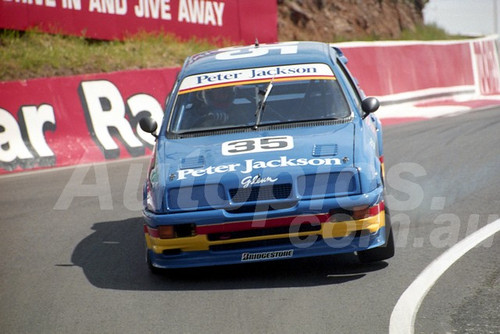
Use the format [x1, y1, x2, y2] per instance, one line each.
[278, 0, 427, 41]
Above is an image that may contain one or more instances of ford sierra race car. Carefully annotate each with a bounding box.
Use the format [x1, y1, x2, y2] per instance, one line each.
[139, 41, 394, 272]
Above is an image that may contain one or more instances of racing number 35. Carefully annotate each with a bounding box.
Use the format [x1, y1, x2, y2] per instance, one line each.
[222, 136, 294, 155]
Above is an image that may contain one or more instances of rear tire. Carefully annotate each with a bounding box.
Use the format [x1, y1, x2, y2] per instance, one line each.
[358, 208, 395, 263]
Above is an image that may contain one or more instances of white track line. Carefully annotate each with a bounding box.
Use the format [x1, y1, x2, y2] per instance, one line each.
[389, 218, 500, 334]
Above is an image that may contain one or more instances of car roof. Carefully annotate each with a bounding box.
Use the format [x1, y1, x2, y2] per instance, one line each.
[180, 41, 339, 77]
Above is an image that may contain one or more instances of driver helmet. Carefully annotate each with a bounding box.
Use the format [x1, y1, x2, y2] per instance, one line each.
[203, 86, 235, 109]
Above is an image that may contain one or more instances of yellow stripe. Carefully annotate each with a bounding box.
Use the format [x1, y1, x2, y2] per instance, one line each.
[322, 211, 385, 238]
[145, 211, 385, 254]
[381, 161, 386, 181]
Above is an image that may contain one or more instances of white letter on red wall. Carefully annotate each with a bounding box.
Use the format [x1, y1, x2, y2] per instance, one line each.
[20, 104, 56, 162]
[0, 105, 56, 171]
[127, 93, 163, 146]
[79, 80, 144, 159]
[0, 108, 34, 170]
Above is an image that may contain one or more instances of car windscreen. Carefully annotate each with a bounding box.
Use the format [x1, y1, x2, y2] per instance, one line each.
[169, 63, 351, 134]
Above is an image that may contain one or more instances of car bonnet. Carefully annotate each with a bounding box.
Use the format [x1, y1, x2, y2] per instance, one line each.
[155, 123, 359, 211]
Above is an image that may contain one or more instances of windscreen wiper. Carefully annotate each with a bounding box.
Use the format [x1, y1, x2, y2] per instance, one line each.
[254, 78, 274, 129]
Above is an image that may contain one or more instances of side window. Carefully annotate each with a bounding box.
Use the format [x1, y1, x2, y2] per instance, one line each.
[336, 60, 363, 109]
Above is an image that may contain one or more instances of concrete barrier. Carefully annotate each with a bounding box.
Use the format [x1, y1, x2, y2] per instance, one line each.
[1, 37, 499, 174]
[0, 68, 177, 174]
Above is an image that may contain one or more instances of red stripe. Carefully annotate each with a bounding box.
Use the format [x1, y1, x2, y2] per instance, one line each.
[196, 214, 331, 234]
[369, 201, 384, 216]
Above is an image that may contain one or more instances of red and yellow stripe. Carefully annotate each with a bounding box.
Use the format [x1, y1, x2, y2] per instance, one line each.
[144, 206, 385, 254]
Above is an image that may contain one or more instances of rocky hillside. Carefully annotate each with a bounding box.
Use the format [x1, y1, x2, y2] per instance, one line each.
[278, 0, 428, 41]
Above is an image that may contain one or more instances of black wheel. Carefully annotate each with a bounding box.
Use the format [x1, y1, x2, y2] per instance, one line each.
[357, 208, 395, 263]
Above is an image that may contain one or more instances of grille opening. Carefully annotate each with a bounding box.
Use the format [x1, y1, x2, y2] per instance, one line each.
[175, 224, 196, 238]
[229, 183, 292, 203]
[351, 229, 372, 238]
[162, 249, 182, 256]
[296, 222, 321, 234]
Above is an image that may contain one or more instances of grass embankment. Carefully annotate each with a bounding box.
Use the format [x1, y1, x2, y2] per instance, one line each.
[0, 30, 220, 81]
[1, 25, 466, 82]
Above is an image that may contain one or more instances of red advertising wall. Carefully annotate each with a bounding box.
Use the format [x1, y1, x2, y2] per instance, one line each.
[0, 68, 177, 174]
[340, 41, 475, 96]
[1, 37, 499, 174]
[472, 38, 500, 95]
[0, 0, 277, 44]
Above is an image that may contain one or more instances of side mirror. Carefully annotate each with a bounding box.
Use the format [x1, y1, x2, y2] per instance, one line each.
[361, 97, 380, 118]
[139, 117, 158, 138]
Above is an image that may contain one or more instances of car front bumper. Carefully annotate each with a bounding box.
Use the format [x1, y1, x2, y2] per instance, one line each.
[143, 188, 387, 269]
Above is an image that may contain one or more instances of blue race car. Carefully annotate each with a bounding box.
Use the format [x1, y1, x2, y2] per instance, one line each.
[140, 41, 394, 271]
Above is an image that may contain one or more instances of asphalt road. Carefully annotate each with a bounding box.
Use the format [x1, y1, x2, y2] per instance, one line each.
[1, 107, 499, 334]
